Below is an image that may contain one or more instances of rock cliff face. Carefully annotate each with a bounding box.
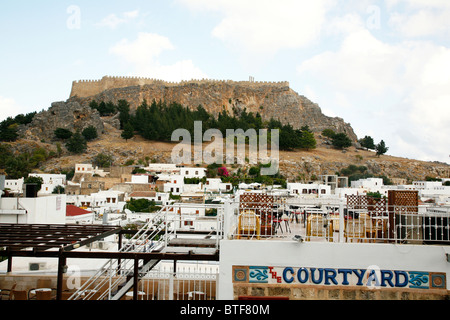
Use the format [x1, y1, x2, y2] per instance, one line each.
[70, 77, 357, 141]
[19, 100, 104, 142]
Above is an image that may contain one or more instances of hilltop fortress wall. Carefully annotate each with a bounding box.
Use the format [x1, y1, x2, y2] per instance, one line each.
[70, 75, 290, 98]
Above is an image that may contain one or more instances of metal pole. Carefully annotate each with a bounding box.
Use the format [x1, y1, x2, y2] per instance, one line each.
[133, 257, 139, 301]
[57, 249, 66, 301]
[339, 203, 345, 243]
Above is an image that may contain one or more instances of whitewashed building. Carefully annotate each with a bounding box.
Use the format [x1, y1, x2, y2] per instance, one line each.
[28, 173, 66, 195]
[4, 178, 24, 194]
[287, 183, 331, 196]
[205, 178, 232, 192]
[0, 194, 66, 224]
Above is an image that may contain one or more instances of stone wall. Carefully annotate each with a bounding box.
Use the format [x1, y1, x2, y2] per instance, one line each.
[233, 283, 450, 300]
[70, 76, 290, 99]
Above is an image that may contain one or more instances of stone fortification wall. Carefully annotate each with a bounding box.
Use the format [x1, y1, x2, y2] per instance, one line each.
[70, 75, 290, 98]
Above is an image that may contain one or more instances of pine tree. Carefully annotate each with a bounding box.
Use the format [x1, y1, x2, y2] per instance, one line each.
[66, 132, 87, 154]
[121, 122, 134, 141]
[376, 140, 389, 157]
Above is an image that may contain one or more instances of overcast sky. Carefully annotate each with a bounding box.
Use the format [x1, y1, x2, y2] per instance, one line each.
[0, 0, 449, 164]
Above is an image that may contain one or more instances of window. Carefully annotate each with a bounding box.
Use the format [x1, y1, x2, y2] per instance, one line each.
[302, 189, 308, 194]
[321, 190, 326, 194]
[112, 198, 116, 203]
[184, 221, 193, 226]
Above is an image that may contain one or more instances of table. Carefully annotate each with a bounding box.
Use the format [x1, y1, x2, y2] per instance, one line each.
[29, 288, 53, 300]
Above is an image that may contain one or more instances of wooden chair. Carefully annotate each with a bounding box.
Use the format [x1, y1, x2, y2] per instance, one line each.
[306, 214, 332, 241]
[372, 216, 389, 242]
[61, 290, 77, 300]
[28, 279, 56, 300]
[360, 213, 375, 241]
[344, 218, 366, 242]
[0, 283, 17, 300]
[237, 210, 261, 240]
[10, 290, 28, 300]
[36, 289, 53, 300]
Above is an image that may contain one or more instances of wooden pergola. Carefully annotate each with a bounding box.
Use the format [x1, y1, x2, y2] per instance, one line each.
[0, 223, 220, 300]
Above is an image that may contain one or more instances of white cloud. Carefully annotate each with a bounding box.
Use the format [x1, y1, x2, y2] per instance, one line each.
[96, 10, 140, 29]
[386, 0, 450, 37]
[0, 96, 26, 121]
[297, 24, 450, 163]
[110, 32, 207, 82]
[179, 0, 336, 67]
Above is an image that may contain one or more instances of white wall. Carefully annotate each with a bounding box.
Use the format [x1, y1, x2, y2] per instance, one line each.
[0, 195, 66, 224]
[4, 178, 24, 193]
[218, 240, 450, 299]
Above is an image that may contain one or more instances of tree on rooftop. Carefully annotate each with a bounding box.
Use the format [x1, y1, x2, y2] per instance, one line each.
[24, 176, 44, 191]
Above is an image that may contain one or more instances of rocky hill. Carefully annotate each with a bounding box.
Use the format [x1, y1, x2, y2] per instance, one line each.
[5, 76, 450, 183]
[69, 76, 357, 140]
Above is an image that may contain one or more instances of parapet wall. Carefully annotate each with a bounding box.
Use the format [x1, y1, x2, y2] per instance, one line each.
[70, 76, 290, 98]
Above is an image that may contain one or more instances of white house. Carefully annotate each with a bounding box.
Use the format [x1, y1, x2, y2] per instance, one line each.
[89, 190, 126, 214]
[75, 164, 107, 177]
[28, 173, 66, 195]
[129, 174, 152, 184]
[127, 191, 170, 205]
[351, 177, 384, 190]
[412, 181, 443, 190]
[205, 178, 232, 192]
[163, 174, 184, 195]
[180, 167, 207, 179]
[4, 178, 24, 194]
[287, 183, 331, 196]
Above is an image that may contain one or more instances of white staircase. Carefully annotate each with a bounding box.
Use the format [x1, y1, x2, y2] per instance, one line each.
[68, 206, 173, 300]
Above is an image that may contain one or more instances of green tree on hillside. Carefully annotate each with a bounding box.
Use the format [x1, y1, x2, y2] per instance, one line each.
[66, 132, 87, 154]
[332, 133, 352, 149]
[82, 126, 98, 141]
[0, 118, 19, 142]
[359, 135, 376, 150]
[376, 140, 389, 157]
[121, 122, 134, 141]
[54, 128, 73, 140]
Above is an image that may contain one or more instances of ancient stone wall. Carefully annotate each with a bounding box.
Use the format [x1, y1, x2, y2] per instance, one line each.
[70, 76, 290, 98]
